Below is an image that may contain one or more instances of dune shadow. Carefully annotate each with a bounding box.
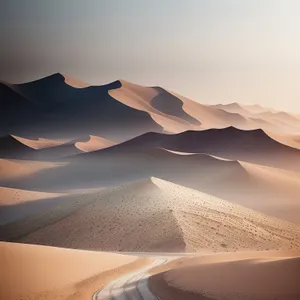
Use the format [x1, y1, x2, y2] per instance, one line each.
[0, 192, 100, 241]
[151, 87, 201, 126]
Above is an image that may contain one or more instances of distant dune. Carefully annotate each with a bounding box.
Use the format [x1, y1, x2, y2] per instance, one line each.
[0, 242, 147, 300]
[75, 135, 116, 152]
[15, 178, 300, 252]
[82, 126, 300, 171]
[0, 187, 63, 206]
[149, 250, 300, 300]
[3, 73, 300, 142]
[0, 82, 42, 136]
[0, 135, 82, 160]
[12, 135, 70, 150]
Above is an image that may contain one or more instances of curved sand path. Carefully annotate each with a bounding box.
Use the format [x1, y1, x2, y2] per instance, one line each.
[93, 258, 167, 300]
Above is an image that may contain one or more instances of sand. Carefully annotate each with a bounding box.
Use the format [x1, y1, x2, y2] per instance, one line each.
[75, 135, 115, 152]
[0, 159, 67, 182]
[149, 250, 300, 300]
[1, 74, 300, 300]
[0, 187, 63, 206]
[0, 242, 150, 300]
[62, 74, 90, 88]
[17, 178, 300, 252]
[12, 135, 70, 150]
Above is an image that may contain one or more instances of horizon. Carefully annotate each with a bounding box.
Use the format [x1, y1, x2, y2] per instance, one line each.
[1, 0, 300, 113]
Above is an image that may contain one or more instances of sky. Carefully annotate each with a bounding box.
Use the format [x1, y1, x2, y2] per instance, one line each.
[1, 0, 300, 112]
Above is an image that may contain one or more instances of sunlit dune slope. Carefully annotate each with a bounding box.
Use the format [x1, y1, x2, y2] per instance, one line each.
[4, 143, 300, 223]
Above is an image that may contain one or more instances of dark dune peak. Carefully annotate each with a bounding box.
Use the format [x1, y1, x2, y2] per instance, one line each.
[150, 87, 201, 125]
[0, 83, 42, 135]
[47, 83, 162, 141]
[1, 74, 161, 141]
[13, 73, 123, 105]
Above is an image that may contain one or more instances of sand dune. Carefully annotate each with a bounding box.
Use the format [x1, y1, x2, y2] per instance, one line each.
[211, 102, 252, 116]
[4, 74, 300, 144]
[243, 103, 273, 113]
[14, 178, 300, 252]
[75, 135, 116, 152]
[109, 80, 199, 133]
[12, 73, 79, 104]
[211, 102, 300, 134]
[12, 135, 70, 150]
[0, 242, 148, 300]
[1, 75, 163, 141]
[3, 143, 300, 223]
[0, 187, 65, 225]
[0, 135, 36, 159]
[0, 135, 82, 160]
[84, 126, 300, 171]
[0, 187, 63, 206]
[110, 81, 258, 132]
[149, 250, 300, 300]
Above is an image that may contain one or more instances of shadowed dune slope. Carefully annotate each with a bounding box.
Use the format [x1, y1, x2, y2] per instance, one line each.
[15, 178, 300, 252]
[109, 80, 258, 131]
[78, 126, 300, 171]
[149, 251, 300, 300]
[0, 135, 82, 160]
[0, 187, 65, 225]
[0, 83, 42, 136]
[2, 148, 252, 196]
[12, 73, 80, 104]
[150, 87, 200, 125]
[0, 159, 67, 183]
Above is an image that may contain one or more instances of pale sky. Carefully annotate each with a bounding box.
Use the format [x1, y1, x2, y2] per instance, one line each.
[1, 0, 300, 112]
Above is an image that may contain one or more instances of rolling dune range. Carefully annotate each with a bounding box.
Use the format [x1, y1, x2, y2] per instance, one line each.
[1, 74, 300, 300]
